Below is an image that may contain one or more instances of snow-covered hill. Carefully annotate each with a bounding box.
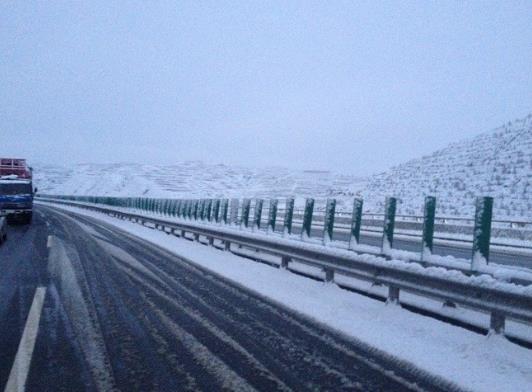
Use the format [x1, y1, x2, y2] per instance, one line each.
[362, 113, 532, 218]
[33, 161, 367, 211]
[33, 113, 532, 219]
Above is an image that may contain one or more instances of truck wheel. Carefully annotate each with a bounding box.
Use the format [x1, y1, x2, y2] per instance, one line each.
[25, 213, 33, 224]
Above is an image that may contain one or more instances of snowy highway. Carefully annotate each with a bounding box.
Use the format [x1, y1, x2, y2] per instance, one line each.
[0, 205, 456, 391]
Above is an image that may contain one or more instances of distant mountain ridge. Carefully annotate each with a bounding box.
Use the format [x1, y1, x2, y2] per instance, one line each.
[33, 161, 367, 210]
[33, 113, 532, 219]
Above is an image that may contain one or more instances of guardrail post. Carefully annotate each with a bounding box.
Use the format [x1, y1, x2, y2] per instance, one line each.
[230, 199, 239, 226]
[324, 268, 334, 282]
[471, 196, 493, 270]
[185, 199, 191, 219]
[187, 200, 193, 219]
[177, 200, 183, 218]
[223, 200, 232, 249]
[268, 199, 278, 233]
[280, 256, 291, 269]
[199, 199, 206, 221]
[205, 199, 212, 222]
[253, 199, 263, 231]
[184, 200, 190, 219]
[283, 198, 294, 236]
[187, 199, 194, 220]
[387, 286, 400, 305]
[188, 199, 193, 219]
[178, 200, 182, 218]
[489, 312, 505, 335]
[212, 199, 220, 223]
[421, 196, 436, 262]
[381, 197, 397, 254]
[192, 200, 199, 221]
[348, 198, 363, 249]
[183, 200, 189, 219]
[224, 240, 231, 251]
[199, 199, 204, 220]
[221, 199, 229, 224]
[171, 200, 177, 216]
[166, 199, 172, 216]
[301, 198, 315, 240]
[241, 199, 251, 229]
[323, 199, 336, 245]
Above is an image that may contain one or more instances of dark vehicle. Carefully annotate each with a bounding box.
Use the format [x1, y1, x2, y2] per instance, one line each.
[0, 214, 6, 243]
[0, 158, 35, 224]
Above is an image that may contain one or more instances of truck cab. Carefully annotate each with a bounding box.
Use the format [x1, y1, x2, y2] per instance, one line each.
[0, 158, 34, 224]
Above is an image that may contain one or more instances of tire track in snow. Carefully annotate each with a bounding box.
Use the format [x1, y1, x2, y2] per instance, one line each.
[53, 208, 381, 390]
[40, 204, 456, 391]
[95, 230, 413, 391]
[46, 236, 117, 391]
[112, 260, 291, 391]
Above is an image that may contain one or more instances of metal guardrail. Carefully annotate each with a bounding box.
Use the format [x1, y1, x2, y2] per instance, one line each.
[38, 194, 532, 265]
[37, 197, 532, 340]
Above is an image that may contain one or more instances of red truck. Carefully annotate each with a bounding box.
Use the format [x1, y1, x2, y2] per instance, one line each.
[0, 158, 35, 224]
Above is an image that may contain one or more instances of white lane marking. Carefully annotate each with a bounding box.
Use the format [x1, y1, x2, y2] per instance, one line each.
[46, 235, 53, 248]
[5, 287, 47, 392]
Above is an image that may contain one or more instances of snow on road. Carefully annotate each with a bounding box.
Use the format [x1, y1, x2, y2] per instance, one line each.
[39, 202, 532, 392]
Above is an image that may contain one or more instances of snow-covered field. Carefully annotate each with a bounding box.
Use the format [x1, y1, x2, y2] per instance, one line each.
[33, 113, 532, 220]
[40, 201, 532, 392]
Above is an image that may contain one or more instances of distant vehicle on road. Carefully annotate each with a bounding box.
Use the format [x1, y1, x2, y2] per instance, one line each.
[0, 158, 35, 224]
[0, 215, 6, 243]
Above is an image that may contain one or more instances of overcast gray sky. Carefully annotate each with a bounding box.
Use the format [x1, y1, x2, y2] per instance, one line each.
[1, 1, 531, 175]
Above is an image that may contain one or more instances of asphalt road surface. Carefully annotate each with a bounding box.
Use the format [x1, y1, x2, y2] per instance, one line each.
[0, 205, 458, 391]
